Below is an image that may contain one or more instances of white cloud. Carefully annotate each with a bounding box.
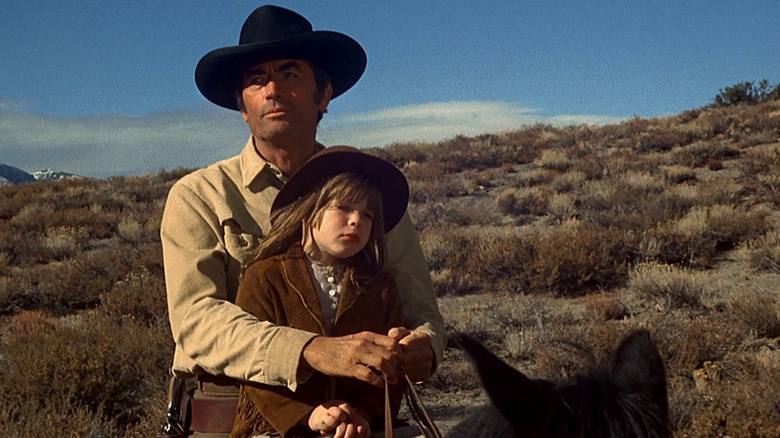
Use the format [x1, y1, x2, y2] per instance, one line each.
[0, 101, 625, 178]
[319, 101, 625, 148]
[0, 106, 249, 178]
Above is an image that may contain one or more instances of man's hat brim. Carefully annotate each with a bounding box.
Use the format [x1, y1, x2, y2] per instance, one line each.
[272, 146, 409, 233]
[195, 31, 366, 111]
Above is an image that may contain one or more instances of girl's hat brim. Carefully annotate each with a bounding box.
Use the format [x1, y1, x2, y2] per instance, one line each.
[272, 146, 409, 232]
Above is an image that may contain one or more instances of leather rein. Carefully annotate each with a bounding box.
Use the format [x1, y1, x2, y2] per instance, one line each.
[385, 366, 442, 438]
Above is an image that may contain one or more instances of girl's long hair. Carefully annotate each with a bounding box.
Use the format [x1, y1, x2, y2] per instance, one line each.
[257, 172, 388, 276]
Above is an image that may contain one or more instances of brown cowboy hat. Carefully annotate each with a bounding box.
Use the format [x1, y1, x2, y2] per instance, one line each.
[272, 146, 409, 232]
[195, 5, 367, 110]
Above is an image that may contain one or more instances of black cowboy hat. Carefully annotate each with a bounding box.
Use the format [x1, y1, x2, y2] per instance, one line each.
[195, 5, 367, 110]
[272, 146, 409, 232]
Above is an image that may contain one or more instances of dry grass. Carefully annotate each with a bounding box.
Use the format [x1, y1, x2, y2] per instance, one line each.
[2, 101, 780, 436]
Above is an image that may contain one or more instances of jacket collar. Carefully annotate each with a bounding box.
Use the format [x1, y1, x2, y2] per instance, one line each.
[239, 136, 325, 189]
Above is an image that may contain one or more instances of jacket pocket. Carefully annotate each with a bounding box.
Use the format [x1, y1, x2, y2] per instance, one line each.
[223, 219, 261, 268]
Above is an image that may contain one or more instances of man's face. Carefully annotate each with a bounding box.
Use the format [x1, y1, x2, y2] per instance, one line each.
[240, 59, 331, 145]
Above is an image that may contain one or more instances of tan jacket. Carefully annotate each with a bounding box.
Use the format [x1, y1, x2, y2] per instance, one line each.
[230, 244, 404, 438]
[161, 138, 445, 391]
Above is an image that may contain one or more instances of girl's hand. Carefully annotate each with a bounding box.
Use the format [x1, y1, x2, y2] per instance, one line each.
[331, 409, 370, 438]
[308, 400, 371, 438]
[308, 400, 352, 433]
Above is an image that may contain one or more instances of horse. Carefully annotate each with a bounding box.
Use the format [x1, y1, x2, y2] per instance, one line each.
[448, 330, 671, 438]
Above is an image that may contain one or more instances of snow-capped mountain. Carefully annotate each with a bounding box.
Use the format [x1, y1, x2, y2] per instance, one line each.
[31, 168, 78, 181]
[0, 163, 77, 186]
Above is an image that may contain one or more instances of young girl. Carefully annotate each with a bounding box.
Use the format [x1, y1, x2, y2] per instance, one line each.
[230, 146, 415, 438]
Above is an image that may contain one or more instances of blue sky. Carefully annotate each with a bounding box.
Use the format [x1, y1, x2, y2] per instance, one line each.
[2, 1, 779, 177]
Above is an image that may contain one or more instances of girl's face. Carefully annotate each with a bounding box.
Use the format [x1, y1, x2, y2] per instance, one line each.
[308, 198, 374, 265]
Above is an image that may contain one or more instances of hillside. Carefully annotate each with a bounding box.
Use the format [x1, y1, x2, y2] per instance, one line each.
[1, 100, 780, 436]
[0, 163, 37, 185]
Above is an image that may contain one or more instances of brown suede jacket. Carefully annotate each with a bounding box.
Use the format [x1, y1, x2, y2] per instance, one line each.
[230, 244, 404, 438]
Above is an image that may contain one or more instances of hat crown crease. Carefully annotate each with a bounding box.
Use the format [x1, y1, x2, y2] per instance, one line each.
[240, 7, 313, 45]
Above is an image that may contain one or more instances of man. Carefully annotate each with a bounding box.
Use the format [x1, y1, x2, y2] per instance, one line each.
[161, 5, 445, 436]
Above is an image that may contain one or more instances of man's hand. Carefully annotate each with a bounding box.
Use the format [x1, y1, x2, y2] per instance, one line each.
[388, 327, 435, 383]
[302, 332, 400, 387]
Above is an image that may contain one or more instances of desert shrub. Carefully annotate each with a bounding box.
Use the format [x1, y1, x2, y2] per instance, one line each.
[706, 156, 724, 170]
[600, 149, 635, 177]
[429, 268, 475, 296]
[372, 142, 433, 168]
[738, 145, 780, 204]
[0, 396, 126, 438]
[747, 228, 780, 273]
[756, 173, 780, 201]
[440, 134, 539, 171]
[534, 149, 571, 171]
[41, 226, 88, 260]
[532, 323, 634, 380]
[0, 252, 129, 316]
[511, 224, 635, 296]
[727, 290, 780, 338]
[577, 179, 616, 213]
[634, 129, 692, 152]
[410, 201, 475, 229]
[550, 169, 586, 193]
[682, 374, 780, 437]
[735, 128, 778, 149]
[660, 164, 697, 184]
[703, 204, 768, 248]
[582, 180, 695, 233]
[568, 154, 604, 182]
[424, 347, 481, 393]
[402, 161, 451, 185]
[503, 330, 535, 360]
[154, 167, 194, 184]
[650, 204, 768, 267]
[605, 116, 652, 139]
[712, 79, 780, 107]
[118, 214, 152, 243]
[0, 311, 172, 433]
[545, 193, 577, 223]
[495, 186, 548, 217]
[512, 167, 550, 187]
[652, 312, 746, 372]
[668, 141, 739, 169]
[103, 268, 168, 326]
[618, 169, 665, 193]
[626, 261, 705, 309]
[407, 173, 470, 203]
[581, 293, 630, 322]
[419, 227, 482, 295]
[666, 333, 780, 436]
[461, 167, 508, 191]
[438, 295, 505, 338]
[448, 201, 503, 226]
[687, 177, 744, 207]
[420, 226, 532, 296]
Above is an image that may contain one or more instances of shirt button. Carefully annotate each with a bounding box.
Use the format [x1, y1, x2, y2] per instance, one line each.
[330, 303, 337, 310]
[329, 289, 337, 297]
